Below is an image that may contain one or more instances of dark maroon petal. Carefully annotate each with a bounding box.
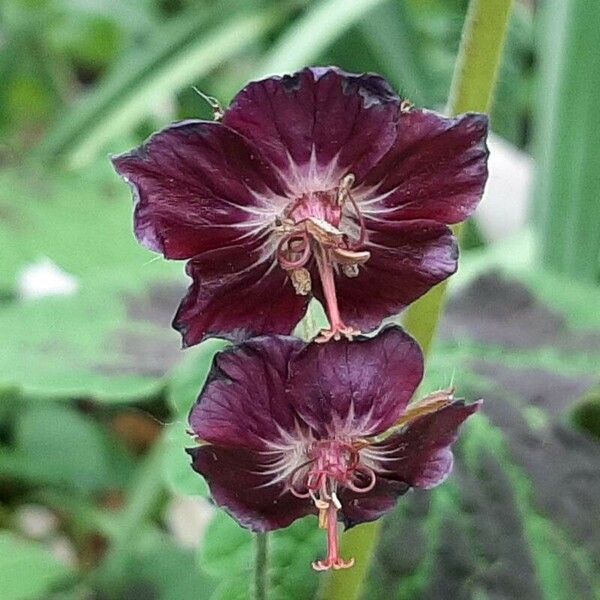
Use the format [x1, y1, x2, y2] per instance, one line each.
[188, 445, 314, 532]
[189, 335, 305, 450]
[359, 111, 488, 224]
[338, 479, 410, 529]
[313, 220, 457, 333]
[338, 400, 480, 527]
[174, 236, 309, 346]
[112, 120, 286, 259]
[287, 326, 423, 437]
[377, 400, 480, 487]
[223, 67, 401, 182]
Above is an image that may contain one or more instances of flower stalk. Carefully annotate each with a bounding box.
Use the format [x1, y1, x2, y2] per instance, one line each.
[255, 533, 269, 600]
[321, 1, 513, 598]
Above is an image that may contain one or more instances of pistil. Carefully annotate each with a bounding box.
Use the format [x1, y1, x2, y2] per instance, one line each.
[314, 245, 359, 343]
[312, 502, 354, 571]
[274, 173, 370, 342]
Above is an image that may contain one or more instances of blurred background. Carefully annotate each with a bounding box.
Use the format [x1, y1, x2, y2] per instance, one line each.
[0, 0, 599, 599]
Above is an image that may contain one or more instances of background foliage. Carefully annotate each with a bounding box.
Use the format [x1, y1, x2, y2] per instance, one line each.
[0, 0, 598, 599]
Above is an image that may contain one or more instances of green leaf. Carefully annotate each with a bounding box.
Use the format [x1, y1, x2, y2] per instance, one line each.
[0, 532, 73, 600]
[96, 527, 217, 599]
[167, 339, 229, 416]
[255, 0, 387, 78]
[0, 266, 183, 402]
[0, 404, 134, 493]
[0, 163, 187, 402]
[0, 164, 169, 293]
[200, 513, 324, 599]
[119, 530, 217, 600]
[162, 420, 208, 497]
[201, 513, 253, 578]
[41, 2, 288, 168]
[358, 1, 432, 105]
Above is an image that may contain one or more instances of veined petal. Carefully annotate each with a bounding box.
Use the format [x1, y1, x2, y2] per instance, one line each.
[188, 445, 314, 531]
[223, 67, 401, 191]
[375, 401, 481, 487]
[112, 120, 287, 259]
[338, 478, 410, 529]
[287, 326, 423, 438]
[188, 335, 305, 451]
[174, 236, 310, 346]
[357, 111, 488, 224]
[313, 220, 457, 333]
[340, 400, 480, 526]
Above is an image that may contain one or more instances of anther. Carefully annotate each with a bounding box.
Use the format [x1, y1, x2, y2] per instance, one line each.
[336, 173, 356, 206]
[331, 491, 342, 510]
[290, 268, 311, 295]
[400, 98, 413, 114]
[193, 86, 225, 121]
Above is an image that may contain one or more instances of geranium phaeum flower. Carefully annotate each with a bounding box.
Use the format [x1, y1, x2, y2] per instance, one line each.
[187, 326, 480, 570]
[113, 67, 489, 346]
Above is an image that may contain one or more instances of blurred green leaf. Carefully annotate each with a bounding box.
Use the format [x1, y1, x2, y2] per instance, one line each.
[0, 532, 73, 600]
[255, 0, 386, 77]
[41, 2, 289, 167]
[572, 386, 600, 441]
[163, 420, 208, 497]
[201, 513, 253, 579]
[115, 530, 216, 600]
[201, 513, 324, 599]
[93, 524, 217, 599]
[0, 164, 169, 293]
[167, 339, 229, 416]
[0, 404, 134, 493]
[358, 1, 431, 104]
[0, 266, 183, 402]
[0, 163, 187, 402]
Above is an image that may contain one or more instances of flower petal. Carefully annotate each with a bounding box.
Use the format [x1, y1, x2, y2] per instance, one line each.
[358, 111, 488, 224]
[223, 67, 401, 187]
[338, 478, 410, 529]
[314, 220, 457, 333]
[339, 401, 480, 526]
[376, 400, 481, 487]
[189, 335, 305, 450]
[287, 326, 423, 437]
[112, 120, 286, 259]
[174, 237, 310, 346]
[188, 445, 314, 531]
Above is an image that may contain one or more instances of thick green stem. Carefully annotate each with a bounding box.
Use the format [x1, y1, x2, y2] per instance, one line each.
[320, 2, 513, 599]
[255, 533, 269, 600]
[536, 0, 600, 281]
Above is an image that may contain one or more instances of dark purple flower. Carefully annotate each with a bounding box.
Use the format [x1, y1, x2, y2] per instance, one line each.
[113, 67, 488, 347]
[187, 326, 480, 570]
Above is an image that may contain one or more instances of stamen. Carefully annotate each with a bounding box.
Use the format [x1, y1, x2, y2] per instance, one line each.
[341, 264, 359, 278]
[345, 190, 367, 249]
[288, 459, 315, 498]
[192, 86, 224, 121]
[290, 268, 311, 295]
[345, 465, 376, 493]
[331, 491, 342, 510]
[336, 173, 356, 206]
[276, 232, 310, 270]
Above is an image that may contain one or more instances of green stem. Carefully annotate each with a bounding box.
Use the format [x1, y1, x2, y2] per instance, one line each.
[536, 0, 600, 281]
[320, 2, 513, 599]
[255, 533, 269, 600]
